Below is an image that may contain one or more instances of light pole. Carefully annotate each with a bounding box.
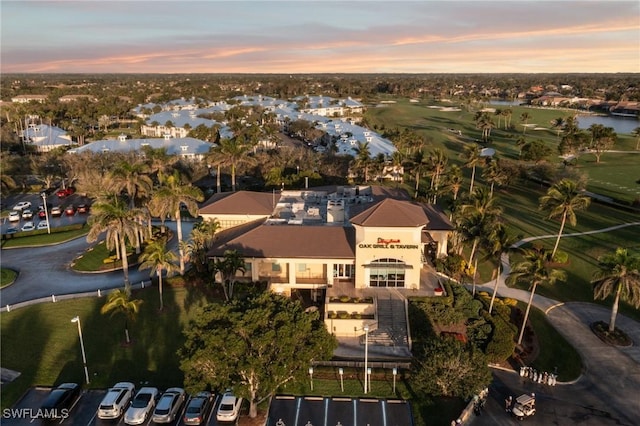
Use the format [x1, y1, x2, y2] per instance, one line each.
[392, 367, 398, 395]
[40, 192, 50, 234]
[367, 368, 372, 393]
[71, 316, 90, 384]
[308, 366, 314, 391]
[363, 325, 369, 394]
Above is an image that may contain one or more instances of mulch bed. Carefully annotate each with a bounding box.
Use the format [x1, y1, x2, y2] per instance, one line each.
[590, 320, 633, 347]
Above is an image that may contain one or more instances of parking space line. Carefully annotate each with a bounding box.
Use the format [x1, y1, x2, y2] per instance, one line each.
[293, 397, 301, 426]
[85, 409, 98, 426]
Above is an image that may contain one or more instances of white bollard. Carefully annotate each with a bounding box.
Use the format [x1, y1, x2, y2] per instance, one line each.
[141, 281, 144, 288]
[98, 289, 101, 297]
[6, 305, 10, 312]
[52, 295, 56, 303]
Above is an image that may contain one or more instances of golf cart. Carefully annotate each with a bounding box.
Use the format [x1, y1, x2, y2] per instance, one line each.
[512, 393, 536, 420]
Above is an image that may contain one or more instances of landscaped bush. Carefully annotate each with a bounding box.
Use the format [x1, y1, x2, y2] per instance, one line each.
[482, 311, 517, 363]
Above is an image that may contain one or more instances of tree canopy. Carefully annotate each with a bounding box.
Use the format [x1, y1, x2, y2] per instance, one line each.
[180, 292, 337, 418]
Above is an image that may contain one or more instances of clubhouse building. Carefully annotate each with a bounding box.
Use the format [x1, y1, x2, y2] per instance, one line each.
[201, 185, 453, 354]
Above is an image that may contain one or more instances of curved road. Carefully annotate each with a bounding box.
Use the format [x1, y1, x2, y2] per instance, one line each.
[0, 221, 193, 307]
[469, 222, 640, 425]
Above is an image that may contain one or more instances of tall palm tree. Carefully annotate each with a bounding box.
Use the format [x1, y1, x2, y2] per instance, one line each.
[591, 248, 640, 333]
[138, 237, 179, 311]
[482, 158, 509, 198]
[410, 148, 430, 198]
[427, 148, 448, 203]
[539, 179, 591, 258]
[100, 284, 143, 344]
[215, 137, 254, 192]
[353, 141, 372, 183]
[520, 112, 532, 134]
[443, 164, 464, 201]
[213, 249, 246, 301]
[632, 127, 640, 150]
[149, 171, 204, 274]
[460, 143, 481, 193]
[507, 246, 566, 345]
[87, 196, 147, 285]
[184, 220, 220, 274]
[551, 117, 565, 140]
[482, 224, 519, 313]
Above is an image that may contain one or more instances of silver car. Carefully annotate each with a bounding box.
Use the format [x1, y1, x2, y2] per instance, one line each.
[151, 387, 185, 423]
[97, 382, 135, 419]
[124, 387, 159, 425]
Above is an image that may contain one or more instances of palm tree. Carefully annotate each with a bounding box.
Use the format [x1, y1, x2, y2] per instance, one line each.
[591, 248, 640, 333]
[443, 164, 464, 201]
[460, 143, 481, 193]
[507, 246, 567, 345]
[482, 224, 519, 314]
[427, 148, 448, 203]
[482, 158, 509, 198]
[100, 284, 143, 344]
[184, 220, 220, 274]
[87, 196, 147, 285]
[138, 237, 179, 311]
[215, 137, 254, 192]
[410, 148, 430, 198]
[551, 117, 565, 140]
[213, 249, 246, 301]
[149, 171, 204, 274]
[353, 141, 372, 183]
[632, 127, 640, 150]
[539, 179, 591, 258]
[520, 112, 532, 134]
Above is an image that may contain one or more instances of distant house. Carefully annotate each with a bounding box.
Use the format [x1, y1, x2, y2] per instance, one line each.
[11, 95, 47, 104]
[58, 95, 97, 103]
[20, 123, 74, 152]
[67, 134, 214, 161]
[610, 101, 639, 118]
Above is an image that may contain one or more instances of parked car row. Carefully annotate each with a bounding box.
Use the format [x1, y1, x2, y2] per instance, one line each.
[40, 383, 241, 425]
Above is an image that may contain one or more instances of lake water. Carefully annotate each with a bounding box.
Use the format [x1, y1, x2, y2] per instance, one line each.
[487, 100, 639, 134]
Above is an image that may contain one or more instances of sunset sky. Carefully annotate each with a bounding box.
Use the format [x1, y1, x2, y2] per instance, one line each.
[2, 0, 639, 74]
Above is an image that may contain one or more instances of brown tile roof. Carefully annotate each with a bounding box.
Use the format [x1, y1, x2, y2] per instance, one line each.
[199, 191, 276, 215]
[208, 224, 355, 259]
[350, 198, 453, 230]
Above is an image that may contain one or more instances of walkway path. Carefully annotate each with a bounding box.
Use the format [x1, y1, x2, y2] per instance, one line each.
[471, 221, 640, 425]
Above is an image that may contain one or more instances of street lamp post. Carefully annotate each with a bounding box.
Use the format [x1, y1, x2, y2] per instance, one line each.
[40, 192, 50, 234]
[363, 325, 369, 394]
[367, 368, 372, 393]
[392, 367, 398, 395]
[308, 366, 314, 391]
[71, 316, 89, 384]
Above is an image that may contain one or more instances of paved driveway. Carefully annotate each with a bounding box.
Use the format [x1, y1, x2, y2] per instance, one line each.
[0, 221, 192, 307]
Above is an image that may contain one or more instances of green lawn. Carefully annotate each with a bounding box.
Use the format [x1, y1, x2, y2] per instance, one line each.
[522, 303, 583, 382]
[1, 268, 17, 288]
[72, 240, 135, 272]
[0, 285, 218, 409]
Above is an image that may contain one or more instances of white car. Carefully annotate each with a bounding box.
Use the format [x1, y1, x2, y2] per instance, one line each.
[22, 209, 34, 219]
[12, 201, 32, 211]
[216, 391, 242, 423]
[8, 211, 20, 222]
[124, 387, 159, 425]
[37, 221, 49, 230]
[21, 221, 35, 232]
[152, 387, 186, 423]
[97, 382, 135, 419]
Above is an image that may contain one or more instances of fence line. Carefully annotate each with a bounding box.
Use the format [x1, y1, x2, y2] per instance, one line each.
[1, 280, 153, 313]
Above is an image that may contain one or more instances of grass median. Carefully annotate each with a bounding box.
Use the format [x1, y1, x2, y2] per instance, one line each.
[1, 224, 88, 248]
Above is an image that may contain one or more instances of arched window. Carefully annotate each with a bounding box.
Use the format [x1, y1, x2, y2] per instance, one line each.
[368, 258, 408, 288]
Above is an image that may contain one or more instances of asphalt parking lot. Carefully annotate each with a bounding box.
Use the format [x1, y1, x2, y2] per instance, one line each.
[265, 395, 414, 426]
[1, 192, 90, 236]
[2, 387, 240, 426]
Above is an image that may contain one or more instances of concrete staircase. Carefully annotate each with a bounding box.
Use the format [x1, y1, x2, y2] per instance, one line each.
[364, 294, 408, 347]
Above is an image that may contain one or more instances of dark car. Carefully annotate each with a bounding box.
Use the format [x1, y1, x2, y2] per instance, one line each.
[77, 204, 89, 214]
[65, 205, 76, 216]
[40, 383, 81, 419]
[183, 391, 213, 425]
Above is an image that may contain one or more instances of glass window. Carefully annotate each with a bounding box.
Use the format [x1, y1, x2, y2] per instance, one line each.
[368, 259, 406, 287]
